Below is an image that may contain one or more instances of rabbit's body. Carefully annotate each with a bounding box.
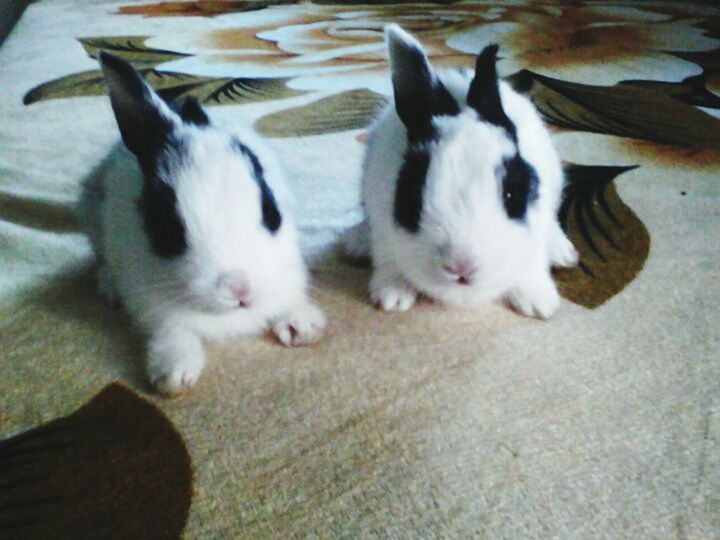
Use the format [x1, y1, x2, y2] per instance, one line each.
[79, 53, 324, 395]
[84, 142, 302, 335]
[346, 26, 577, 317]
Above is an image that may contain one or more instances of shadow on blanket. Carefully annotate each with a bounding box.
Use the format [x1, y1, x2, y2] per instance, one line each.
[0, 383, 192, 539]
[8, 263, 148, 391]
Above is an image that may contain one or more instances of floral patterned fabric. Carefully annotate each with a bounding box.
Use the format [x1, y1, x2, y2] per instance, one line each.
[21, 0, 720, 308]
[1, 1, 718, 538]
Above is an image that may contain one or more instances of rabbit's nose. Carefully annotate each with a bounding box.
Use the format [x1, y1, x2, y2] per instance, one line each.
[229, 283, 251, 307]
[219, 272, 252, 307]
[443, 257, 477, 285]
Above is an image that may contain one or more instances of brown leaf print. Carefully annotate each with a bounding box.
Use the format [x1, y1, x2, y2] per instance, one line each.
[24, 69, 113, 105]
[153, 72, 306, 105]
[24, 36, 187, 104]
[254, 88, 388, 137]
[694, 18, 720, 39]
[668, 47, 720, 73]
[707, 71, 720, 99]
[0, 192, 80, 234]
[508, 70, 720, 150]
[555, 164, 649, 309]
[78, 35, 189, 67]
[25, 65, 304, 107]
[24, 35, 306, 106]
[666, 47, 720, 101]
[618, 75, 720, 110]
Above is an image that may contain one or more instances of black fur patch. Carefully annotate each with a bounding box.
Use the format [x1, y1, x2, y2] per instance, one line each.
[467, 44, 517, 140]
[138, 178, 187, 259]
[162, 96, 210, 127]
[100, 52, 174, 161]
[99, 52, 188, 258]
[399, 79, 460, 144]
[231, 138, 282, 234]
[135, 100, 204, 257]
[136, 135, 188, 259]
[500, 153, 539, 221]
[394, 146, 431, 233]
[391, 42, 460, 144]
[389, 34, 462, 232]
[177, 97, 210, 127]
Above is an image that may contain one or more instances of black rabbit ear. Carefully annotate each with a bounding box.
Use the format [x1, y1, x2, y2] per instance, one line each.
[178, 97, 210, 127]
[98, 51, 178, 160]
[99, 52, 188, 259]
[467, 44, 515, 137]
[385, 24, 459, 143]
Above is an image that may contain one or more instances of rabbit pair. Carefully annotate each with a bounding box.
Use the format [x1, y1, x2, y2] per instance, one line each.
[79, 25, 576, 396]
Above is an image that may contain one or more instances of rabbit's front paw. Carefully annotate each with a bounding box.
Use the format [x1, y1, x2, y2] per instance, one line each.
[370, 272, 417, 312]
[147, 331, 205, 397]
[272, 302, 326, 346]
[505, 275, 560, 320]
[549, 224, 578, 268]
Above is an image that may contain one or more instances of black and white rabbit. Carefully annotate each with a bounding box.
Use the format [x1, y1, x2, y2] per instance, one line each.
[343, 25, 578, 318]
[78, 53, 325, 395]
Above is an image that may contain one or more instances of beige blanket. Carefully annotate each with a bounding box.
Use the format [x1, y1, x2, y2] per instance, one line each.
[1, 1, 718, 537]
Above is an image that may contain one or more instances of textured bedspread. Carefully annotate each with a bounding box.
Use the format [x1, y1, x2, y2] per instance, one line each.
[1, 1, 718, 538]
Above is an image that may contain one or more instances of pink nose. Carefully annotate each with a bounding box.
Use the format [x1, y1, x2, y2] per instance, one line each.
[219, 272, 252, 307]
[443, 258, 477, 285]
[229, 282, 251, 306]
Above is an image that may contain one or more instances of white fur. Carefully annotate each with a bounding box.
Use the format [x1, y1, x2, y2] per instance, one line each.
[345, 25, 577, 318]
[79, 81, 324, 395]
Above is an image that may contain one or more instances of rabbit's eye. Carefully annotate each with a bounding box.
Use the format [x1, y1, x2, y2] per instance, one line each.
[500, 154, 539, 221]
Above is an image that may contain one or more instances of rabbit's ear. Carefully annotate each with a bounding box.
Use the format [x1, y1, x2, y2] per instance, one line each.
[99, 52, 188, 259]
[385, 24, 459, 143]
[98, 51, 179, 159]
[466, 45, 515, 137]
[177, 96, 210, 127]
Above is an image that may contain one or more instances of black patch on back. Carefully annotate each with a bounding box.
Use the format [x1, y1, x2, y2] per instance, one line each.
[136, 134, 188, 259]
[231, 138, 282, 234]
[394, 146, 432, 233]
[500, 153, 539, 221]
